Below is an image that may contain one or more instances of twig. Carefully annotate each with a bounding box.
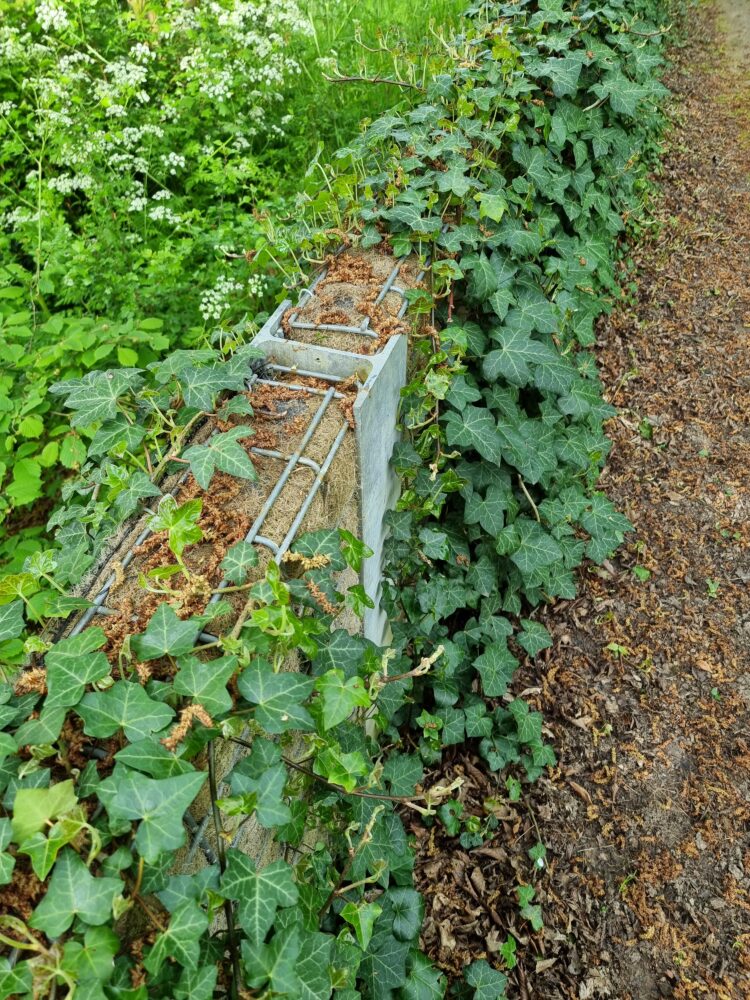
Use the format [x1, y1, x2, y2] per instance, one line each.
[323, 72, 425, 92]
[518, 475, 541, 523]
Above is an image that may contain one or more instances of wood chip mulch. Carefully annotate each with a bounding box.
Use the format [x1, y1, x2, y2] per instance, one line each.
[409, 7, 750, 999]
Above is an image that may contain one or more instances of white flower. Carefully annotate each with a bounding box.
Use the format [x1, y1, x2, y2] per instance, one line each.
[36, 1, 69, 32]
[200, 274, 243, 322]
[161, 151, 186, 175]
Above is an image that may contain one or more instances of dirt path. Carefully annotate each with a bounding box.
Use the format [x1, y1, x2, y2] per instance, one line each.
[412, 6, 750, 998]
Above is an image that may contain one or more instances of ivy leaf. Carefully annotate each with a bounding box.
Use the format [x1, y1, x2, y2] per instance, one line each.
[581, 493, 632, 562]
[227, 759, 291, 828]
[103, 771, 206, 863]
[12, 780, 77, 845]
[88, 417, 146, 458]
[242, 926, 300, 995]
[592, 70, 651, 117]
[387, 887, 423, 942]
[401, 952, 446, 1000]
[465, 485, 509, 537]
[517, 620, 552, 658]
[60, 927, 119, 989]
[443, 406, 502, 463]
[465, 959, 508, 1000]
[44, 628, 111, 711]
[29, 849, 121, 938]
[176, 362, 247, 411]
[219, 540, 259, 584]
[0, 959, 31, 999]
[131, 603, 203, 661]
[508, 700, 543, 746]
[144, 899, 208, 975]
[0, 601, 24, 643]
[148, 496, 203, 559]
[78, 681, 174, 742]
[182, 426, 257, 490]
[237, 661, 314, 733]
[49, 369, 143, 427]
[114, 739, 195, 779]
[509, 519, 563, 576]
[359, 924, 410, 998]
[483, 329, 557, 387]
[295, 929, 333, 1000]
[112, 471, 161, 519]
[474, 643, 518, 698]
[173, 655, 237, 717]
[313, 669, 371, 731]
[175, 966, 218, 1000]
[221, 850, 298, 944]
[313, 746, 369, 793]
[341, 900, 382, 951]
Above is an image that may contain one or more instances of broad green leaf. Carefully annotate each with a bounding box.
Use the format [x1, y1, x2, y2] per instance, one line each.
[44, 628, 111, 711]
[12, 780, 77, 845]
[182, 426, 256, 490]
[443, 406, 502, 464]
[114, 739, 195, 779]
[0, 601, 24, 643]
[242, 926, 300, 995]
[29, 849, 121, 937]
[474, 643, 518, 698]
[483, 329, 557, 387]
[61, 927, 119, 987]
[388, 887, 423, 942]
[49, 369, 143, 427]
[313, 669, 371, 731]
[173, 655, 237, 716]
[227, 759, 291, 828]
[237, 662, 314, 733]
[509, 519, 563, 576]
[103, 771, 206, 863]
[131, 603, 203, 660]
[144, 899, 208, 975]
[401, 951, 446, 1000]
[222, 850, 298, 944]
[176, 362, 247, 411]
[148, 496, 203, 559]
[517, 620, 552, 658]
[78, 681, 174, 742]
[341, 900, 382, 951]
[0, 958, 32, 999]
[465, 959, 508, 1000]
[219, 540, 259, 584]
[313, 746, 368, 793]
[295, 929, 333, 1000]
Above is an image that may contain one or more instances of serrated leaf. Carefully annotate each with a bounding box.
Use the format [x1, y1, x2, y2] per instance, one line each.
[222, 850, 298, 944]
[29, 849, 121, 938]
[44, 628, 111, 711]
[78, 681, 174, 742]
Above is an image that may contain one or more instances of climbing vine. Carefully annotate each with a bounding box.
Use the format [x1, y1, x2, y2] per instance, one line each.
[0, 1, 677, 998]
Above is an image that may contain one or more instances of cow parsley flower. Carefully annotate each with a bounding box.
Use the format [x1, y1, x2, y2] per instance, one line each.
[36, 1, 69, 32]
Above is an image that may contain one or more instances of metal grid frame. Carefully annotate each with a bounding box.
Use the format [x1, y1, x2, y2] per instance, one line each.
[68, 370, 349, 640]
[285, 258, 414, 343]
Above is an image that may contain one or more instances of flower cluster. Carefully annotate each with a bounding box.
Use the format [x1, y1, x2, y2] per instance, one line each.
[0, 0, 311, 333]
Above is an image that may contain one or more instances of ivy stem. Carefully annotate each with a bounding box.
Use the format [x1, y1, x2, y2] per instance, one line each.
[208, 739, 240, 1000]
[518, 475, 541, 523]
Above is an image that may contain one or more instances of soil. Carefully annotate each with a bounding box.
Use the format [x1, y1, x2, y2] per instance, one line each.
[281, 248, 423, 355]
[411, 6, 750, 999]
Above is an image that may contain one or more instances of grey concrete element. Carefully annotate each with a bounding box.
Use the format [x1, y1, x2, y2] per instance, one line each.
[252, 289, 409, 647]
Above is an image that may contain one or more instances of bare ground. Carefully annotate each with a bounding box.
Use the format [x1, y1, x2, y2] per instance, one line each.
[411, 5, 750, 998]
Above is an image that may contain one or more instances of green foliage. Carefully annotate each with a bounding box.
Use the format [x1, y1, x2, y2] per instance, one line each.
[0, 0, 676, 996]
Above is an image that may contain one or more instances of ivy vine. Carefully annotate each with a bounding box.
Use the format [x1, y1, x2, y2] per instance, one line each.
[0, 1, 676, 998]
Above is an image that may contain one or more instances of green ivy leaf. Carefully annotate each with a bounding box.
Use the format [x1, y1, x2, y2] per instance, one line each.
[465, 959, 508, 1000]
[0, 601, 24, 643]
[509, 519, 563, 576]
[78, 681, 174, 742]
[131, 603, 203, 660]
[222, 850, 298, 944]
[182, 426, 256, 490]
[341, 900, 382, 951]
[12, 780, 77, 845]
[313, 669, 371, 731]
[474, 643, 518, 698]
[517, 620, 552, 658]
[242, 925, 300, 995]
[49, 369, 143, 427]
[44, 628, 111, 711]
[60, 927, 119, 989]
[29, 849, 121, 938]
[237, 662, 314, 733]
[219, 540, 259, 584]
[401, 952, 446, 1000]
[144, 899, 208, 975]
[102, 771, 206, 863]
[173, 655, 237, 717]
